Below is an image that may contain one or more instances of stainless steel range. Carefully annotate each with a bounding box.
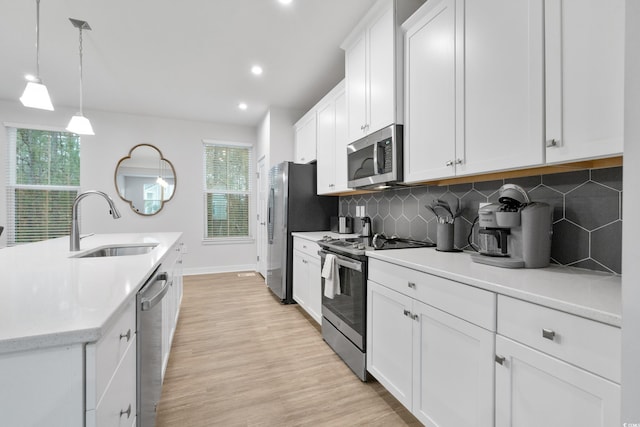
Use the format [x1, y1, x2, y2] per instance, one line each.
[317, 235, 434, 381]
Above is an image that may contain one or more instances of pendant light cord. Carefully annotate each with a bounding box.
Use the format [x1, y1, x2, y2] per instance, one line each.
[35, 0, 41, 78]
[78, 26, 84, 115]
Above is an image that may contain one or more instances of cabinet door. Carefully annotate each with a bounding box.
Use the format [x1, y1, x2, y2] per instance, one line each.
[460, 0, 544, 176]
[292, 250, 308, 307]
[403, 0, 457, 183]
[495, 336, 620, 427]
[333, 90, 350, 193]
[306, 255, 322, 325]
[545, 0, 624, 163]
[346, 33, 368, 142]
[368, 5, 396, 135]
[412, 300, 495, 427]
[316, 100, 336, 194]
[294, 114, 317, 164]
[367, 281, 414, 410]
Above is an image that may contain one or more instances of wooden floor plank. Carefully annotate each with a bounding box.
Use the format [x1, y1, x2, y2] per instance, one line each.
[156, 272, 421, 426]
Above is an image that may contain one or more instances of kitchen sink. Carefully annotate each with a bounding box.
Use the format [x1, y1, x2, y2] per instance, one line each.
[73, 243, 158, 258]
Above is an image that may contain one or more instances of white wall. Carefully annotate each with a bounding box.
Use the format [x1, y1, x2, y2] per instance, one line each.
[622, 0, 640, 422]
[0, 99, 257, 274]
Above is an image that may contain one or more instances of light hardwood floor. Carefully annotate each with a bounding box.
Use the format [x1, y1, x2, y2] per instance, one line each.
[156, 272, 421, 427]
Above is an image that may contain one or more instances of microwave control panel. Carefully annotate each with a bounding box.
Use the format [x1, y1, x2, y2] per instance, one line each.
[377, 138, 393, 174]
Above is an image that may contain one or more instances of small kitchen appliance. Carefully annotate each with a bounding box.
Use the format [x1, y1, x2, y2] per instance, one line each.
[330, 216, 354, 234]
[471, 184, 552, 268]
[360, 216, 372, 238]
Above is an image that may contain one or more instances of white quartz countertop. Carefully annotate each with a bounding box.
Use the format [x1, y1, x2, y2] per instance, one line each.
[367, 248, 621, 327]
[0, 232, 182, 354]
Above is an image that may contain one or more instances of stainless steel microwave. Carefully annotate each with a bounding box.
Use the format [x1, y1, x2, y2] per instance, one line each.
[347, 124, 403, 189]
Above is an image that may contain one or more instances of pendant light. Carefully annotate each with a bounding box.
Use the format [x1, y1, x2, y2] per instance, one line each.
[66, 18, 94, 135]
[20, 0, 54, 111]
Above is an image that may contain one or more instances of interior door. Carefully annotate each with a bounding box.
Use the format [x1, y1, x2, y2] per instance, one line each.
[256, 157, 267, 278]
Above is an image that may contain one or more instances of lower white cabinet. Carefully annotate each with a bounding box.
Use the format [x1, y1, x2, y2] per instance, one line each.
[495, 295, 621, 427]
[292, 237, 322, 324]
[367, 260, 496, 427]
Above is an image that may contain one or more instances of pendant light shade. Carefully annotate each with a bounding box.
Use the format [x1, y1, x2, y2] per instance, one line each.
[66, 114, 94, 135]
[21, 0, 54, 111]
[66, 18, 94, 135]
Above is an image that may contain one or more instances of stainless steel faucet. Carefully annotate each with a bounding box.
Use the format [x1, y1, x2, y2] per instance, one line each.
[70, 190, 121, 251]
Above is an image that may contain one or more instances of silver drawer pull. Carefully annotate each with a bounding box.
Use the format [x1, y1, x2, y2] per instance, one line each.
[403, 309, 411, 317]
[495, 355, 506, 365]
[542, 328, 556, 341]
[119, 329, 131, 342]
[120, 404, 132, 418]
[407, 282, 416, 289]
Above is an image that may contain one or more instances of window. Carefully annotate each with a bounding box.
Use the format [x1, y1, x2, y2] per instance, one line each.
[203, 141, 253, 241]
[5, 126, 81, 245]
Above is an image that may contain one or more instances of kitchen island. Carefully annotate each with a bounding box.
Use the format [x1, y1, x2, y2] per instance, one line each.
[0, 232, 183, 427]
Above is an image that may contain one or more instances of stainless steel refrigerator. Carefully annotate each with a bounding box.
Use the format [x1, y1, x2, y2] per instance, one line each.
[267, 162, 337, 303]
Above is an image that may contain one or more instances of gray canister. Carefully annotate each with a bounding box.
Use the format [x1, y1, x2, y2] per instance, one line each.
[521, 202, 553, 268]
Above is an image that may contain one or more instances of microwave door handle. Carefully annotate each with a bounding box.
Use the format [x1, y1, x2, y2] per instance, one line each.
[373, 142, 379, 175]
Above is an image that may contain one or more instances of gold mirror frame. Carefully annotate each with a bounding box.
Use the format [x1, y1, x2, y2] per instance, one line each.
[114, 144, 176, 216]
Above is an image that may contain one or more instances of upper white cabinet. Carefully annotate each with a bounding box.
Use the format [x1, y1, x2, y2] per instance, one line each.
[294, 111, 317, 164]
[545, 0, 625, 163]
[316, 81, 351, 194]
[342, 0, 424, 143]
[403, 0, 544, 183]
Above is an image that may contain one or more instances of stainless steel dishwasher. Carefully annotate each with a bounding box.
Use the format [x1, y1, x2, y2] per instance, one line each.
[137, 266, 170, 427]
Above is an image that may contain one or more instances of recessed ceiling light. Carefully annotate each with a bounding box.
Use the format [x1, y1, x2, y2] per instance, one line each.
[278, 0, 293, 5]
[251, 65, 263, 76]
[238, 103, 248, 111]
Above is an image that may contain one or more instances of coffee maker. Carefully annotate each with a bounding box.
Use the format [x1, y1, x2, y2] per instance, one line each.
[471, 184, 552, 268]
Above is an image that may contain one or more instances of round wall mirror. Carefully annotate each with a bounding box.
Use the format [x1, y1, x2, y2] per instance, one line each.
[114, 144, 176, 215]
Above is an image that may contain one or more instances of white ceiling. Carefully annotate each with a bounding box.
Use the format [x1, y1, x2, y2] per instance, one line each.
[0, 0, 375, 127]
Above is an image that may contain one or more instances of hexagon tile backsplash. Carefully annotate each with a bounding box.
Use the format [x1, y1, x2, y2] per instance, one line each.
[339, 166, 622, 274]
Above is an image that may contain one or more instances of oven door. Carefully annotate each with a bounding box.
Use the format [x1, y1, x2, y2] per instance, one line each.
[319, 250, 367, 351]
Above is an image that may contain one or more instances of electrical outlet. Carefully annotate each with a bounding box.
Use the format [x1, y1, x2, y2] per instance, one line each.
[361, 205, 366, 216]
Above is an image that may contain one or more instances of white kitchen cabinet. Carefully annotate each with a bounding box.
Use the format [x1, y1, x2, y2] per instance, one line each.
[495, 295, 621, 426]
[403, 0, 544, 183]
[342, 0, 424, 143]
[545, 0, 625, 163]
[292, 237, 322, 324]
[317, 81, 351, 194]
[495, 336, 620, 427]
[161, 241, 184, 380]
[367, 259, 496, 426]
[294, 111, 317, 164]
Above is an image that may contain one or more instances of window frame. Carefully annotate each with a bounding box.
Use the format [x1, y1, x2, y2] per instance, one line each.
[202, 139, 254, 245]
[4, 122, 81, 246]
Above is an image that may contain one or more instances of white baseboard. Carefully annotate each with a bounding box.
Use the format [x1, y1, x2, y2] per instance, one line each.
[183, 264, 258, 276]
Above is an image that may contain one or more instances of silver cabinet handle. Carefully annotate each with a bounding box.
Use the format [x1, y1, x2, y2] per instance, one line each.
[446, 160, 454, 166]
[455, 158, 463, 164]
[120, 404, 132, 418]
[407, 282, 416, 289]
[495, 355, 506, 365]
[119, 329, 131, 342]
[403, 309, 411, 317]
[546, 139, 559, 147]
[542, 328, 556, 340]
[412, 313, 419, 321]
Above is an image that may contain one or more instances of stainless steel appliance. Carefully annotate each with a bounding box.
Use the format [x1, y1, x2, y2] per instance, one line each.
[318, 235, 434, 381]
[330, 216, 353, 234]
[267, 162, 338, 303]
[360, 217, 372, 237]
[471, 184, 553, 268]
[347, 124, 403, 189]
[137, 266, 171, 427]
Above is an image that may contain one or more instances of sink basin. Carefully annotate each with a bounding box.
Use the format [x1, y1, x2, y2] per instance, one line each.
[73, 243, 158, 258]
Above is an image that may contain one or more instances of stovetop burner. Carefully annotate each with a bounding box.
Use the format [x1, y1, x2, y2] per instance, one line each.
[318, 234, 435, 257]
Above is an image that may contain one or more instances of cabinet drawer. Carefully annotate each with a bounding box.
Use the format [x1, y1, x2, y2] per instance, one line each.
[86, 300, 136, 409]
[86, 336, 137, 427]
[497, 295, 621, 382]
[293, 238, 320, 259]
[368, 258, 496, 331]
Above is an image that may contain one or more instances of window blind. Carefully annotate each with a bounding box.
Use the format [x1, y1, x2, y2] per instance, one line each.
[203, 141, 253, 239]
[5, 127, 80, 245]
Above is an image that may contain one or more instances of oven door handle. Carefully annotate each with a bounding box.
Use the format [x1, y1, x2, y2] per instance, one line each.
[318, 250, 363, 272]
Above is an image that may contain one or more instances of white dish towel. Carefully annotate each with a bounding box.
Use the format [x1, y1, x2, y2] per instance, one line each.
[322, 254, 341, 299]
